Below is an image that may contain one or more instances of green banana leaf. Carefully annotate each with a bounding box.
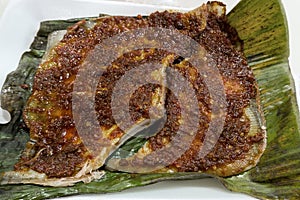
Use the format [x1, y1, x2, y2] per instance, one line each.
[0, 0, 299, 199]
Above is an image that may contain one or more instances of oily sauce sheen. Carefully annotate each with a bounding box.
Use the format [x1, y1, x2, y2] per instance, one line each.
[17, 5, 265, 178]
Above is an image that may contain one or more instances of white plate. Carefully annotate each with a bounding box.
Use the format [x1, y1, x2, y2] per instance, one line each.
[0, 0, 299, 199]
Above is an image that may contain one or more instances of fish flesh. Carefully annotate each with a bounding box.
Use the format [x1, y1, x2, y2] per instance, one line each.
[1, 1, 266, 186]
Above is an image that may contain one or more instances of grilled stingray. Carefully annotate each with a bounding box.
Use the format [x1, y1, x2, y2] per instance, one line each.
[1, 1, 266, 186]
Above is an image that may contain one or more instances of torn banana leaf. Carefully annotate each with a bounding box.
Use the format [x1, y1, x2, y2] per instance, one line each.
[219, 0, 300, 199]
[0, 0, 299, 199]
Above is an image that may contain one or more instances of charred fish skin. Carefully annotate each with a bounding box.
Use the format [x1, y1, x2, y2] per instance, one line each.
[2, 1, 266, 186]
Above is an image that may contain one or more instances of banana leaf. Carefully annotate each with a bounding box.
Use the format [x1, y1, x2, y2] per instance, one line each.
[0, 0, 299, 199]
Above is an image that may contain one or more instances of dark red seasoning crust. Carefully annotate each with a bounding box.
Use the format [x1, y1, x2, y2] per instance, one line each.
[16, 3, 265, 178]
